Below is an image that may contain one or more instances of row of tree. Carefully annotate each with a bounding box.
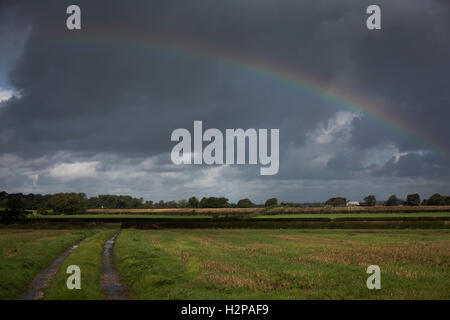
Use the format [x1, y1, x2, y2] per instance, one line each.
[365, 193, 431, 207]
[0, 192, 267, 212]
[324, 194, 422, 207]
[324, 193, 450, 207]
[1, 191, 449, 217]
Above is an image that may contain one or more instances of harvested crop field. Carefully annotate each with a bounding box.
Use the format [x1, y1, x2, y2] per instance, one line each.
[1, 228, 448, 300]
[87, 205, 450, 215]
[31, 212, 450, 219]
[114, 229, 450, 299]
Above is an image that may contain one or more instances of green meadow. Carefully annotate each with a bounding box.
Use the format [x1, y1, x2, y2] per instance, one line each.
[1, 227, 448, 299]
[0, 229, 95, 299]
[114, 229, 450, 299]
[44, 230, 117, 300]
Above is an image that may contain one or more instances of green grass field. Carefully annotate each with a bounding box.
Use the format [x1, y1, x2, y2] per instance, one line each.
[114, 229, 450, 299]
[44, 229, 117, 300]
[0, 229, 96, 299]
[1, 227, 448, 299]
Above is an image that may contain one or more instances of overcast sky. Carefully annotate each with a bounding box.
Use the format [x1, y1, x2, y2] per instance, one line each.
[0, 0, 449, 203]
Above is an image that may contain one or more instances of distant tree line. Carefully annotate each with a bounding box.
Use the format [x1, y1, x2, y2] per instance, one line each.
[323, 193, 450, 207]
[1, 190, 449, 218]
[421, 193, 450, 206]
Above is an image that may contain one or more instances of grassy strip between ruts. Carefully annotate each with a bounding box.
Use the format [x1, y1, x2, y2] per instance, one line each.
[0, 229, 95, 299]
[114, 229, 192, 299]
[114, 229, 450, 299]
[44, 229, 117, 299]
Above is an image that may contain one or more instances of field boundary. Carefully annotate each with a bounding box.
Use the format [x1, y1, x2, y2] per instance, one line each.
[86, 205, 450, 215]
[13, 216, 450, 229]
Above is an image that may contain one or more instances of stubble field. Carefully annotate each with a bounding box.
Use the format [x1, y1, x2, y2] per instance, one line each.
[1, 228, 449, 299]
[114, 229, 450, 299]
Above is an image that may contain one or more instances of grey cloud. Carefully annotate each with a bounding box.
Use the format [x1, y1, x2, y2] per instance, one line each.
[0, 0, 449, 201]
[374, 152, 450, 178]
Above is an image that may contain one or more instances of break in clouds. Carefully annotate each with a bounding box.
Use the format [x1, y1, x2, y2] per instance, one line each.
[0, 0, 449, 203]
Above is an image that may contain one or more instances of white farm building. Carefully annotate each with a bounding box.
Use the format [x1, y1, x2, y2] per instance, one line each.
[346, 201, 360, 207]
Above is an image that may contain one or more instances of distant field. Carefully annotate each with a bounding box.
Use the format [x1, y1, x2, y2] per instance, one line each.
[29, 212, 450, 219]
[20, 212, 450, 230]
[115, 229, 450, 299]
[30, 214, 212, 219]
[256, 212, 450, 219]
[87, 205, 450, 215]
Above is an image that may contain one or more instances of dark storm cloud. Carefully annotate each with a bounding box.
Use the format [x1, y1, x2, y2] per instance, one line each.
[346, 1, 450, 152]
[374, 152, 450, 178]
[350, 117, 416, 150]
[0, 0, 449, 200]
[0, 1, 29, 85]
[327, 152, 364, 173]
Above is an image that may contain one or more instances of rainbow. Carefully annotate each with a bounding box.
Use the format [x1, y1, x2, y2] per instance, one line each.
[52, 27, 449, 159]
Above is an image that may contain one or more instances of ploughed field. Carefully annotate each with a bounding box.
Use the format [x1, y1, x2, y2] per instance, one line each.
[1, 228, 449, 299]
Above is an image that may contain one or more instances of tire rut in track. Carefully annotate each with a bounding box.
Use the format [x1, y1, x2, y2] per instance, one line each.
[19, 239, 85, 300]
[100, 230, 128, 300]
